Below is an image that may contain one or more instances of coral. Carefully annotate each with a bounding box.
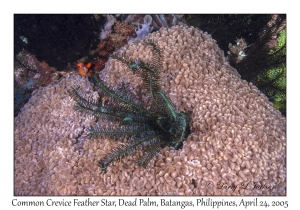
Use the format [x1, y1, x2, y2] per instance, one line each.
[15, 49, 58, 89]
[188, 14, 286, 115]
[93, 59, 107, 72]
[107, 33, 127, 50]
[230, 15, 286, 115]
[100, 15, 136, 50]
[83, 19, 137, 75]
[130, 24, 151, 41]
[14, 49, 61, 116]
[105, 21, 136, 50]
[70, 41, 190, 173]
[119, 15, 182, 30]
[97, 41, 114, 58]
[14, 26, 286, 196]
[184, 14, 272, 53]
[75, 39, 114, 76]
[100, 15, 116, 40]
[114, 21, 136, 37]
[262, 15, 286, 50]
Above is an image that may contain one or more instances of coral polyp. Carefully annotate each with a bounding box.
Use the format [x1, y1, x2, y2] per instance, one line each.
[70, 40, 190, 173]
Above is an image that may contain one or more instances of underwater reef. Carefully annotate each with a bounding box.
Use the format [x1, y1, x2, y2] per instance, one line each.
[14, 25, 286, 195]
[14, 14, 104, 71]
[118, 14, 182, 30]
[71, 40, 190, 173]
[185, 14, 286, 115]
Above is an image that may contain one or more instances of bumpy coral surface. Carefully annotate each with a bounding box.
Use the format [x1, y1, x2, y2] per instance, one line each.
[14, 25, 286, 195]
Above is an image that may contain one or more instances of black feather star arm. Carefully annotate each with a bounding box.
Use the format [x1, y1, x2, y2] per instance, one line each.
[70, 39, 190, 173]
[99, 132, 160, 173]
[89, 124, 153, 139]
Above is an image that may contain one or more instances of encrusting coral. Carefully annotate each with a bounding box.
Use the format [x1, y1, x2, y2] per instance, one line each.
[14, 25, 286, 195]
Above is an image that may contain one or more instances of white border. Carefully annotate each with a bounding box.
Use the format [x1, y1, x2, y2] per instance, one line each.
[2, 0, 298, 209]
